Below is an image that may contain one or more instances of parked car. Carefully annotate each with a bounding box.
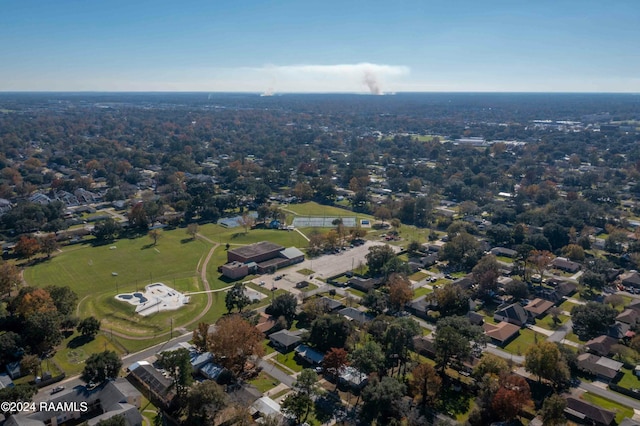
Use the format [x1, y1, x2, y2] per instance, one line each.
[51, 385, 65, 394]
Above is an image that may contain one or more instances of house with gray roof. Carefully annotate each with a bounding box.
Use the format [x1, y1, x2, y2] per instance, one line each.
[6, 379, 142, 426]
[494, 303, 529, 326]
[269, 329, 303, 352]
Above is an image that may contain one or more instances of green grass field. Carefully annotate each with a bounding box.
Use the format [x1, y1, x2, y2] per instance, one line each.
[414, 286, 433, 298]
[54, 332, 124, 376]
[24, 230, 209, 299]
[23, 225, 309, 354]
[502, 328, 545, 356]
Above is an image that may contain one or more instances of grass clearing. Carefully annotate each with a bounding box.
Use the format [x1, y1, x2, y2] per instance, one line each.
[297, 268, 315, 276]
[274, 352, 304, 373]
[54, 332, 124, 376]
[249, 371, 280, 393]
[503, 328, 546, 356]
[409, 271, 429, 281]
[414, 286, 433, 298]
[616, 367, 640, 390]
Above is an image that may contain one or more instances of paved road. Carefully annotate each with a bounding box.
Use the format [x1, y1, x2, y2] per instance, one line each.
[485, 344, 525, 365]
[578, 381, 640, 410]
[36, 331, 194, 402]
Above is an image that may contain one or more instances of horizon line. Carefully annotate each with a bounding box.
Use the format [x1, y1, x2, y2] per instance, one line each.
[1, 90, 639, 95]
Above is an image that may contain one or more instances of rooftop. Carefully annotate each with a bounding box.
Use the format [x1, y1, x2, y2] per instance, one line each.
[229, 241, 284, 259]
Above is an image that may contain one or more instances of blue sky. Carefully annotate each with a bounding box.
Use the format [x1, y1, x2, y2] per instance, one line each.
[1, 0, 638, 92]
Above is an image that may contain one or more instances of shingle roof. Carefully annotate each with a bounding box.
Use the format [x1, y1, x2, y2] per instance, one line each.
[483, 322, 521, 343]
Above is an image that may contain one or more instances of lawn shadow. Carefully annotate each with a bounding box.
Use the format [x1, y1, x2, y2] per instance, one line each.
[140, 243, 155, 250]
[67, 335, 94, 349]
[180, 238, 195, 244]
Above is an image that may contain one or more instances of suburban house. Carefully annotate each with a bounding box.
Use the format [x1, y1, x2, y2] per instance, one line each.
[490, 247, 518, 258]
[413, 336, 437, 359]
[620, 271, 640, 288]
[221, 241, 305, 279]
[339, 307, 374, 326]
[255, 312, 277, 334]
[347, 276, 383, 292]
[6, 379, 142, 426]
[494, 303, 529, 326]
[483, 321, 521, 347]
[523, 298, 555, 319]
[128, 361, 176, 407]
[406, 296, 432, 320]
[576, 354, 623, 382]
[585, 335, 618, 357]
[608, 321, 632, 340]
[338, 366, 368, 389]
[269, 329, 303, 352]
[317, 296, 345, 312]
[565, 396, 616, 426]
[250, 396, 282, 421]
[551, 257, 580, 273]
[617, 308, 640, 326]
[294, 344, 324, 365]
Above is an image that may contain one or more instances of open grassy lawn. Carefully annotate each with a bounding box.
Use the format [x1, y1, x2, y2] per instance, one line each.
[616, 367, 640, 390]
[535, 314, 570, 331]
[414, 286, 433, 298]
[558, 299, 578, 313]
[248, 370, 280, 393]
[503, 328, 546, 356]
[196, 224, 308, 250]
[297, 268, 315, 276]
[54, 331, 124, 376]
[563, 331, 585, 344]
[581, 392, 634, 424]
[274, 352, 304, 373]
[24, 229, 209, 299]
[346, 288, 365, 298]
[283, 201, 370, 219]
[409, 271, 429, 281]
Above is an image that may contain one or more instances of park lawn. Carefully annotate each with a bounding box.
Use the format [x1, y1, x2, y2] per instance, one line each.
[197, 224, 309, 249]
[274, 352, 304, 373]
[414, 286, 433, 298]
[284, 202, 370, 219]
[503, 328, 546, 356]
[581, 392, 633, 424]
[24, 229, 210, 299]
[78, 276, 205, 339]
[616, 367, 640, 390]
[54, 331, 123, 376]
[409, 271, 429, 281]
[248, 370, 280, 393]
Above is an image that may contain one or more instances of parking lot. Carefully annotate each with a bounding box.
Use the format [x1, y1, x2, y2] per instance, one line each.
[251, 240, 400, 296]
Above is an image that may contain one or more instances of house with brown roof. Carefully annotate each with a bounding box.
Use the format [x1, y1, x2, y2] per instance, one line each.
[617, 308, 640, 326]
[523, 298, 554, 319]
[255, 312, 277, 334]
[585, 335, 618, 356]
[565, 396, 616, 425]
[621, 271, 640, 288]
[483, 322, 521, 347]
[576, 354, 623, 382]
[551, 257, 581, 273]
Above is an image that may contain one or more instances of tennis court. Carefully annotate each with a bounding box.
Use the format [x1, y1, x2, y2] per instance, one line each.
[292, 216, 357, 228]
